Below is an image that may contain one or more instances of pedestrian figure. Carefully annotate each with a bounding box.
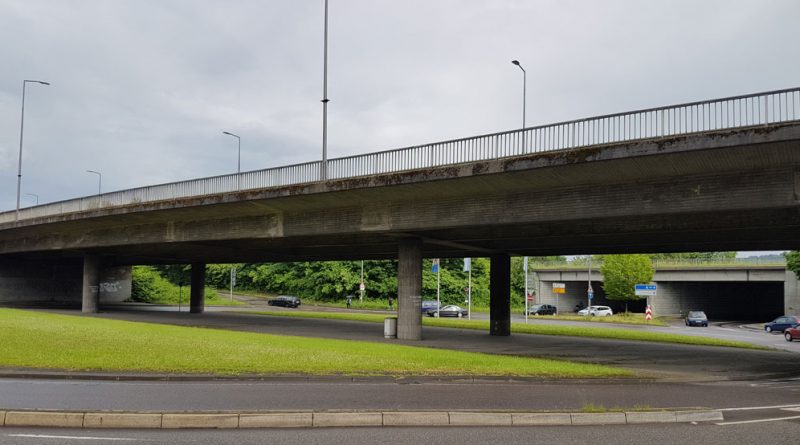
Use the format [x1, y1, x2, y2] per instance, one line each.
[346, 295, 352, 309]
[388, 297, 394, 311]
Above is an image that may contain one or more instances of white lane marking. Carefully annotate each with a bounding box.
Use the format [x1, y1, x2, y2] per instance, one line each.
[716, 414, 800, 425]
[718, 403, 800, 411]
[6, 434, 142, 441]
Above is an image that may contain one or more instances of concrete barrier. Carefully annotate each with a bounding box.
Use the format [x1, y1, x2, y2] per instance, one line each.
[571, 412, 627, 425]
[625, 411, 677, 424]
[313, 412, 383, 427]
[161, 413, 238, 429]
[383, 411, 449, 426]
[0, 409, 724, 429]
[5, 411, 84, 428]
[448, 412, 512, 426]
[239, 413, 312, 428]
[512, 413, 572, 426]
[675, 410, 724, 422]
[84, 413, 162, 429]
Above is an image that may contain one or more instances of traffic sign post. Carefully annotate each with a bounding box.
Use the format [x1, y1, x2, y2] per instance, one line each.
[635, 284, 657, 320]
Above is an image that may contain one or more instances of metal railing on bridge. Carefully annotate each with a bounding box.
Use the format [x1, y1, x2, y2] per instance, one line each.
[3, 87, 799, 224]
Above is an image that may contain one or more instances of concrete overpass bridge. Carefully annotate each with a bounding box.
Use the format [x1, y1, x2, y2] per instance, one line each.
[1, 88, 799, 340]
[531, 262, 799, 320]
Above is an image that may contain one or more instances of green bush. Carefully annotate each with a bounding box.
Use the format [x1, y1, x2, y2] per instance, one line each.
[130, 266, 220, 304]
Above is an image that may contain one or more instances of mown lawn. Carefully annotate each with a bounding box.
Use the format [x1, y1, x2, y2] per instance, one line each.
[0, 309, 627, 378]
[247, 309, 764, 350]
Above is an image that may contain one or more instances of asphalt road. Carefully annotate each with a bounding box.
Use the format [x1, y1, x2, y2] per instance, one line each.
[2, 378, 800, 412]
[3, 420, 800, 445]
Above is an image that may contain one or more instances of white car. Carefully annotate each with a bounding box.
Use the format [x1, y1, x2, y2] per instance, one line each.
[578, 305, 613, 316]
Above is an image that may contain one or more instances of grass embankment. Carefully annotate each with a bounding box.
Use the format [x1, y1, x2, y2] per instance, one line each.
[0, 308, 627, 378]
[247, 309, 764, 350]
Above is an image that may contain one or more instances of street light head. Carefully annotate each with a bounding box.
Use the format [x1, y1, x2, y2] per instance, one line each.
[511, 60, 520, 66]
[38, 81, 50, 86]
[222, 131, 232, 135]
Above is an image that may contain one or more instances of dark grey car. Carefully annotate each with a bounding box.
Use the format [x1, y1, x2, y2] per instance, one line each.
[268, 295, 301, 308]
[685, 310, 708, 327]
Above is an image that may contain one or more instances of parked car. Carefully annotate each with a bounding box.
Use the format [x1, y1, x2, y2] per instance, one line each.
[578, 305, 613, 317]
[426, 304, 468, 318]
[685, 310, 708, 327]
[524, 304, 557, 316]
[784, 325, 800, 342]
[764, 316, 800, 333]
[421, 300, 439, 314]
[267, 295, 301, 308]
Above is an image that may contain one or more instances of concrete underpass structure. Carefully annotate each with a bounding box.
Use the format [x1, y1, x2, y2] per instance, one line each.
[534, 266, 800, 321]
[1, 89, 799, 339]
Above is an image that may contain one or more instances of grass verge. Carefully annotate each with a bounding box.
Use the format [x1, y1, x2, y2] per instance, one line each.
[246, 309, 764, 350]
[539, 314, 668, 327]
[0, 308, 627, 378]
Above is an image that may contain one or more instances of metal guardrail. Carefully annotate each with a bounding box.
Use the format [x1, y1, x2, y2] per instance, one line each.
[2, 87, 799, 224]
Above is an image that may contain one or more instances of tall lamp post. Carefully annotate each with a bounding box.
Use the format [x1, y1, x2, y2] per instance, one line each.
[511, 60, 527, 150]
[86, 170, 102, 194]
[222, 131, 241, 173]
[320, 0, 330, 181]
[16, 79, 50, 219]
[25, 193, 39, 206]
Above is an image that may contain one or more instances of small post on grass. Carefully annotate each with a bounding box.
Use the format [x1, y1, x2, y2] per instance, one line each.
[229, 266, 236, 302]
[178, 282, 182, 313]
[524, 256, 529, 324]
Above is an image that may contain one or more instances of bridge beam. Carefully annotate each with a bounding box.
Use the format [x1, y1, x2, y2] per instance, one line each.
[397, 238, 423, 340]
[490, 254, 511, 336]
[190, 263, 205, 314]
[81, 255, 101, 313]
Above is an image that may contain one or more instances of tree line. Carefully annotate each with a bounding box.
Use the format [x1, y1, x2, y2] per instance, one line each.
[132, 251, 800, 309]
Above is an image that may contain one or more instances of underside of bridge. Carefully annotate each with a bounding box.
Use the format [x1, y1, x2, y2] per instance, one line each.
[1, 123, 800, 339]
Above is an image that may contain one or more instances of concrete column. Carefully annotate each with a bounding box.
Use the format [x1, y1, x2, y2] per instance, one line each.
[81, 255, 100, 313]
[786, 271, 800, 315]
[397, 238, 423, 340]
[190, 263, 206, 314]
[490, 254, 511, 336]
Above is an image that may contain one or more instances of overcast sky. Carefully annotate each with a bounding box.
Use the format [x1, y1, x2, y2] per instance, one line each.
[1, 0, 798, 233]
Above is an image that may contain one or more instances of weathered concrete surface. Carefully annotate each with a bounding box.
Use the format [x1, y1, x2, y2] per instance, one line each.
[0, 258, 130, 307]
[83, 412, 162, 428]
[397, 238, 423, 340]
[238, 412, 312, 428]
[787, 271, 800, 315]
[312, 412, 383, 427]
[0, 124, 798, 267]
[190, 263, 205, 314]
[161, 413, 238, 429]
[382, 411, 450, 426]
[82, 255, 100, 313]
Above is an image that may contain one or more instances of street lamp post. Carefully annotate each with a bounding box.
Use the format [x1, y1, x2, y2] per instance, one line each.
[511, 60, 527, 150]
[320, 0, 330, 181]
[222, 131, 241, 173]
[25, 193, 39, 206]
[16, 79, 50, 220]
[86, 170, 102, 194]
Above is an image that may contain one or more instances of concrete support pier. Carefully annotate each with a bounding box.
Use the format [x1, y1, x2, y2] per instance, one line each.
[786, 271, 800, 315]
[490, 254, 511, 336]
[81, 255, 100, 313]
[397, 238, 423, 340]
[190, 263, 205, 314]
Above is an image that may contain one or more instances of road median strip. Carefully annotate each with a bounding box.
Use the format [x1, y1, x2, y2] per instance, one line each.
[0, 409, 724, 429]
